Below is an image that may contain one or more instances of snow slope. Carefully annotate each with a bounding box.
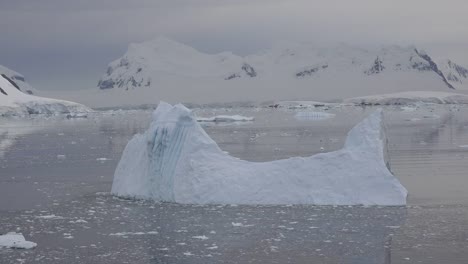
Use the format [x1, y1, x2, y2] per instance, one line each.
[0, 75, 91, 116]
[112, 102, 407, 205]
[0, 65, 35, 95]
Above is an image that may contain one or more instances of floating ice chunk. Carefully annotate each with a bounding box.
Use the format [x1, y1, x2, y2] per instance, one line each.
[0, 232, 37, 249]
[294, 111, 335, 121]
[112, 102, 407, 205]
[109, 231, 158, 236]
[192, 235, 209, 240]
[197, 115, 254, 122]
[231, 222, 254, 227]
[35, 214, 64, 220]
[400, 106, 417, 112]
[69, 219, 88, 224]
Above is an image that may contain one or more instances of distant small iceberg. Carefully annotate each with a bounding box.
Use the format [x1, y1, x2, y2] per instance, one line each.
[294, 111, 335, 121]
[112, 102, 407, 205]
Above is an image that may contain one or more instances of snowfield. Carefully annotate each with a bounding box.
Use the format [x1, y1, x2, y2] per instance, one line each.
[0, 75, 91, 117]
[112, 102, 407, 205]
[0, 232, 37, 249]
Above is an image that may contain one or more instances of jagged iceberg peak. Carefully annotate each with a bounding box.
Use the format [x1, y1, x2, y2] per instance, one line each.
[112, 102, 407, 205]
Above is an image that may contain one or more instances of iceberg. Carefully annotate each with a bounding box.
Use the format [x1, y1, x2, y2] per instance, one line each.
[112, 102, 407, 205]
[294, 111, 335, 121]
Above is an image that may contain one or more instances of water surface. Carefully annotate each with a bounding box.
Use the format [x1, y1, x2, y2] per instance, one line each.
[1, 104, 468, 263]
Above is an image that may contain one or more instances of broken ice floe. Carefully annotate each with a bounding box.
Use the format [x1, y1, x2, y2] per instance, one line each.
[0, 232, 37, 249]
[111, 102, 407, 205]
[109, 231, 158, 236]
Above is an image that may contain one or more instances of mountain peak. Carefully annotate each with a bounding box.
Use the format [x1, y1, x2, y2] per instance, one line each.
[97, 40, 467, 94]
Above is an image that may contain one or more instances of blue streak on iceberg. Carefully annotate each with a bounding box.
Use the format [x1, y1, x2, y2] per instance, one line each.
[112, 102, 407, 205]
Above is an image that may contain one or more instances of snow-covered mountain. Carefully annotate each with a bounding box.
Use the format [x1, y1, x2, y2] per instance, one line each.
[438, 59, 468, 90]
[0, 65, 35, 95]
[96, 37, 468, 102]
[0, 73, 91, 117]
[40, 37, 468, 108]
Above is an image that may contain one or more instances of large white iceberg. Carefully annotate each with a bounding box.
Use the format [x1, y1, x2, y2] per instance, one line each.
[112, 102, 407, 205]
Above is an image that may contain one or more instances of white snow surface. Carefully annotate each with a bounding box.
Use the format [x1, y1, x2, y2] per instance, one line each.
[345, 91, 468, 105]
[0, 75, 91, 116]
[0, 232, 37, 249]
[112, 102, 407, 205]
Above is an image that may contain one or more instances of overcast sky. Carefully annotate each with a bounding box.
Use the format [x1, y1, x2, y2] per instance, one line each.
[1, 0, 467, 91]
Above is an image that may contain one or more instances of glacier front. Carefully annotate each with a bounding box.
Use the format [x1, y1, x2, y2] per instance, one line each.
[112, 102, 407, 205]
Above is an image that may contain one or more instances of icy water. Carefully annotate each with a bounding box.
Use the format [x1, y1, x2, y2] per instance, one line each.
[1, 104, 468, 263]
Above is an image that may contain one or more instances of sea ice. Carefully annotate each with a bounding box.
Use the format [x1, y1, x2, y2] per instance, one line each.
[345, 91, 468, 105]
[0, 232, 37, 249]
[112, 102, 407, 205]
[196, 115, 254, 122]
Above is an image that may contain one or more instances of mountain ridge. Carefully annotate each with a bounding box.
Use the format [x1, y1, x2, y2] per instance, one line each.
[98, 37, 468, 94]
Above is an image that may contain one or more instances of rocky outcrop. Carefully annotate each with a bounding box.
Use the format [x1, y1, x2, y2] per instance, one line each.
[296, 65, 328, 77]
[365, 57, 385, 75]
[413, 49, 454, 89]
